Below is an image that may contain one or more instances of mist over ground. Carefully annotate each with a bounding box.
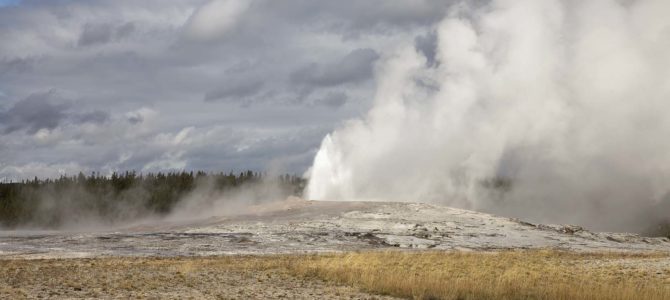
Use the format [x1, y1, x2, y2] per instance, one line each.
[0, 171, 304, 230]
[307, 0, 670, 233]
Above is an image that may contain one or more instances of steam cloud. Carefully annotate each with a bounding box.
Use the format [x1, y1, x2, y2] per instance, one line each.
[306, 0, 670, 232]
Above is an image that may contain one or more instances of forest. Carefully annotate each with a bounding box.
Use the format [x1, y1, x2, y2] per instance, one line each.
[0, 171, 305, 229]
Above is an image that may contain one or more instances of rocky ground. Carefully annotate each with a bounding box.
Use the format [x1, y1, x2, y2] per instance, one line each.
[1, 198, 668, 259]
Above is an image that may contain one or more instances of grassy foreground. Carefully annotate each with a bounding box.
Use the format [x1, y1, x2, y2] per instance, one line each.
[280, 250, 670, 300]
[1, 250, 669, 299]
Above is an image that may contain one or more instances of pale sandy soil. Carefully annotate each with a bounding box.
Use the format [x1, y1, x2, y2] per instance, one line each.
[0, 256, 400, 299]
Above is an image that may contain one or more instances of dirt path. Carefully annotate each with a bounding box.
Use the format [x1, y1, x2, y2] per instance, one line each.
[0, 257, 399, 299]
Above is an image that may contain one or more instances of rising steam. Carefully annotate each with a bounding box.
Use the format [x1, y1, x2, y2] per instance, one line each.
[306, 0, 670, 232]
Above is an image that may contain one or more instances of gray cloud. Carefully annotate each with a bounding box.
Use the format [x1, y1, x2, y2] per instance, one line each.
[319, 92, 348, 108]
[0, 91, 69, 134]
[0, 0, 452, 180]
[115, 22, 135, 39]
[415, 31, 438, 67]
[126, 114, 143, 125]
[78, 23, 114, 47]
[291, 48, 379, 88]
[0, 91, 109, 134]
[0, 57, 35, 76]
[258, 0, 453, 36]
[77, 22, 135, 47]
[204, 79, 264, 103]
[73, 110, 110, 124]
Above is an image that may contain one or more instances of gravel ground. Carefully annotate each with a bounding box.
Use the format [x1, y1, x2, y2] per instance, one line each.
[0, 256, 401, 299]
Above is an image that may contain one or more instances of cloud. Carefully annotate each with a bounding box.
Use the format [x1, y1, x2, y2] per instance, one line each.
[259, 0, 453, 36]
[124, 107, 156, 125]
[291, 48, 380, 88]
[0, 91, 110, 134]
[77, 22, 136, 47]
[0, 91, 69, 134]
[115, 22, 136, 39]
[73, 110, 110, 124]
[0, 0, 455, 181]
[0, 162, 86, 182]
[183, 0, 251, 41]
[0, 57, 35, 75]
[204, 79, 264, 102]
[414, 31, 438, 67]
[78, 23, 114, 46]
[319, 92, 348, 108]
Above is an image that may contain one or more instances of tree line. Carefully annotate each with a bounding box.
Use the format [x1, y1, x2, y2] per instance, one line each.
[0, 170, 305, 229]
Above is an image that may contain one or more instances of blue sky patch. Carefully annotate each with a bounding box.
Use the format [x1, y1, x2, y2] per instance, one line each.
[0, 0, 21, 7]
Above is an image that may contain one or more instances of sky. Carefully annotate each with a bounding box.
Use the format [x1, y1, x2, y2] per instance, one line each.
[0, 0, 453, 180]
[0, 0, 20, 7]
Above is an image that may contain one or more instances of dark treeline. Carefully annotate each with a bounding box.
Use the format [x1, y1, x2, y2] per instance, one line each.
[0, 170, 305, 229]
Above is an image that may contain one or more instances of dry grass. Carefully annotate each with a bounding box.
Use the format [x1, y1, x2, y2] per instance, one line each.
[273, 250, 670, 300]
[1, 250, 669, 299]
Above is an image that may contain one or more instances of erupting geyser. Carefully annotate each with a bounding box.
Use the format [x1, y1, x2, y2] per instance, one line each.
[306, 0, 670, 232]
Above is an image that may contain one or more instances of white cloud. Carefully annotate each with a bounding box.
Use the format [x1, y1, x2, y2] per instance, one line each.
[0, 162, 87, 181]
[183, 0, 251, 41]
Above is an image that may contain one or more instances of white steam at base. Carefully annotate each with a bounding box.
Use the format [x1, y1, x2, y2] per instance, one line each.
[306, 0, 670, 232]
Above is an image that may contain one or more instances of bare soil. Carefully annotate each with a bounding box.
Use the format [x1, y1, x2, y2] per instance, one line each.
[0, 256, 400, 299]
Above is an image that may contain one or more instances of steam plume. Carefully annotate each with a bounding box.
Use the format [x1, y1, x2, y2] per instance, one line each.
[306, 0, 670, 232]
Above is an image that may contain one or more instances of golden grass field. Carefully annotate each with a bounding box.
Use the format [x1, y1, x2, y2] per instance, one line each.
[283, 250, 670, 300]
[1, 250, 669, 299]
